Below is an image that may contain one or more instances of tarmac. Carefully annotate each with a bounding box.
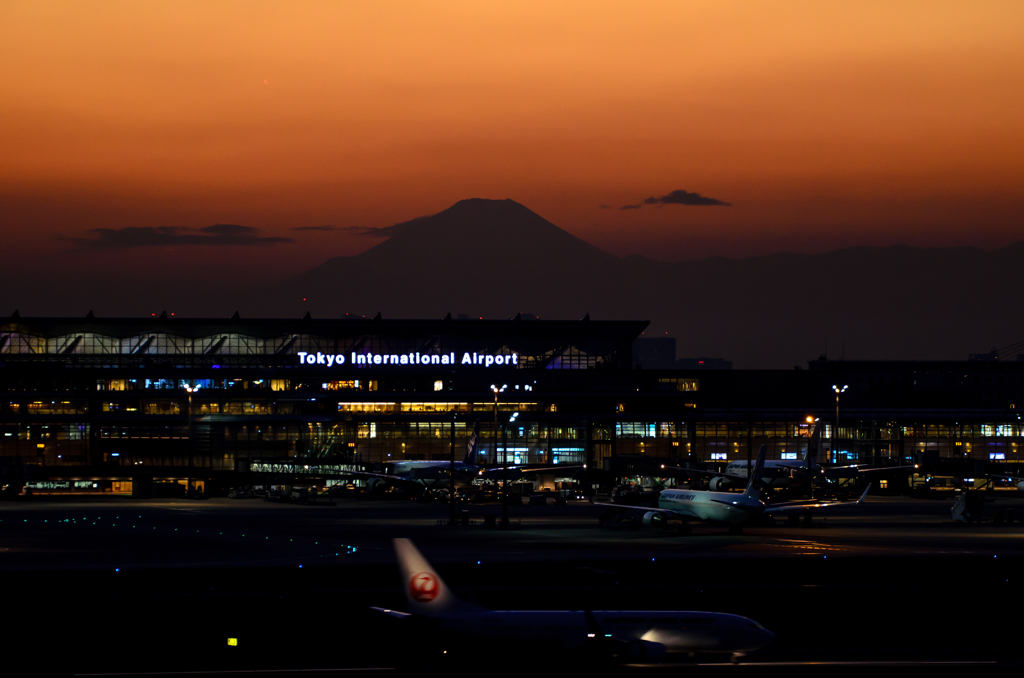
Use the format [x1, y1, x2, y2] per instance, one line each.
[2, 493, 1024, 571]
[2, 494, 1022, 675]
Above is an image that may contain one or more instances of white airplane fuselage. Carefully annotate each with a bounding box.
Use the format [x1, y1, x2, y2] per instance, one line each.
[387, 460, 477, 476]
[714, 459, 812, 489]
[436, 610, 774, 654]
[658, 488, 765, 525]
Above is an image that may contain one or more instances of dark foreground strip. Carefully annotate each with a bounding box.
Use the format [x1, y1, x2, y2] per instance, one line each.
[76, 670, 393, 676]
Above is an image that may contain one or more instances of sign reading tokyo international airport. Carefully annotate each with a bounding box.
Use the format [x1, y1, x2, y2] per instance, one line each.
[297, 351, 518, 368]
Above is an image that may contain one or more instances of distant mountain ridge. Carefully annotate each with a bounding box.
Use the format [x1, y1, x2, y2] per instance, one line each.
[259, 199, 1024, 368]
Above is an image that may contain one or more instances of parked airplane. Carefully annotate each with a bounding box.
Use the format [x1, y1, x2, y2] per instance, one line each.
[340, 421, 581, 496]
[371, 538, 775, 662]
[602, 444, 871, 533]
[678, 424, 911, 495]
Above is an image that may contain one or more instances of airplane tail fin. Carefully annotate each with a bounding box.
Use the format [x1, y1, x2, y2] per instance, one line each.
[464, 420, 481, 464]
[805, 423, 820, 469]
[394, 538, 485, 618]
[744, 445, 767, 499]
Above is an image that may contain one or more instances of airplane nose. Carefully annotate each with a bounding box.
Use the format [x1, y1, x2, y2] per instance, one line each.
[758, 627, 776, 647]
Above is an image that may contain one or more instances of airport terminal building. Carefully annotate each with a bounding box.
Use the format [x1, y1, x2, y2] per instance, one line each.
[1, 312, 1022, 495]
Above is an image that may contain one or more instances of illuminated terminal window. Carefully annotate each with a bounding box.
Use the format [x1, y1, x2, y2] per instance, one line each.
[552, 447, 585, 464]
[658, 378, 699, 392]
[710, 452, 728, 460]
[223, 401, 272, 415]
[96, 379, 127, 391]
[195, 400, 220, 415]
[400, 402, 469, 413]
[142, 400, 181, 415]
[339, 402, 398, 414]
[102, 402, 136, 413]
[28, 401, 87, 415]
[616, 422, 657, 438]
[322, 380, 360, 391]
[475, 402, 540, 413]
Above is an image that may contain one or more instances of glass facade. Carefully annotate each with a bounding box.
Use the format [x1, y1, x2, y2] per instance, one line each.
[3, 315, 1024, 494]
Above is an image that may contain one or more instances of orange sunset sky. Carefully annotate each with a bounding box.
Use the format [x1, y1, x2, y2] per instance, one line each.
[2, 1, 1023, 282]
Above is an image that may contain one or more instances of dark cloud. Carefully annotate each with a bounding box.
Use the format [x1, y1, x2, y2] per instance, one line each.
[291, 224, 341, 232]
[599, 204, 613, 210]
[619, 203, 643, 210]
[340, 226, 392, 237]
[69, 224, 294, 249]
[645, 189, 731, 206]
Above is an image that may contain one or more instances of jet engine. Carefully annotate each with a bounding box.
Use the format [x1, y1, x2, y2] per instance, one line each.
[642, 511, 665, 527]
[709, 476, 733, 492]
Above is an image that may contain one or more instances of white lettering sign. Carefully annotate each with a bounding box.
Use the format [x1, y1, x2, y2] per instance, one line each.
[296, 351, 517, 368]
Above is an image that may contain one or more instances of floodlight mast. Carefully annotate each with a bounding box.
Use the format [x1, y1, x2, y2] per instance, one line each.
[184, 384, 201, 495]
[832, 385, 848, 463]
[491, 384, 510, 528]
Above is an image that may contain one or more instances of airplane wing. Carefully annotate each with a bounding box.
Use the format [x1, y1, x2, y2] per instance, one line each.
[478, 464, 585, 479]
[333, 469, 427, 488]
[763, 483, 871, 515]
[824, 464, 917, 475]
[985, 473, 1024, 482]
[662, 466, 748, 482]
[368, 606, 413, 619]
[591, 500, 701, 521]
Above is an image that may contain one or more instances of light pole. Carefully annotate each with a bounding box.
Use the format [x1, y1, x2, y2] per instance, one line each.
[832, 384, 847, 464]
[490, 384, 507, 465]
[490, 384, 507, 524]
[185, 384, 201, 494]
[500, 410, 519, 528]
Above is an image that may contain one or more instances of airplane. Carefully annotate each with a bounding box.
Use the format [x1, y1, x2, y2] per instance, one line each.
[599, 444, 871, 534]
[370, 538, 775, 662]
[339, 420, 582, 497]
[674, 424, 912, 496]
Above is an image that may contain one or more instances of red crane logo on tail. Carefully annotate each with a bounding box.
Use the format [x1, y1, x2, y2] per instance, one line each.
[409, 572, 438, 602]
